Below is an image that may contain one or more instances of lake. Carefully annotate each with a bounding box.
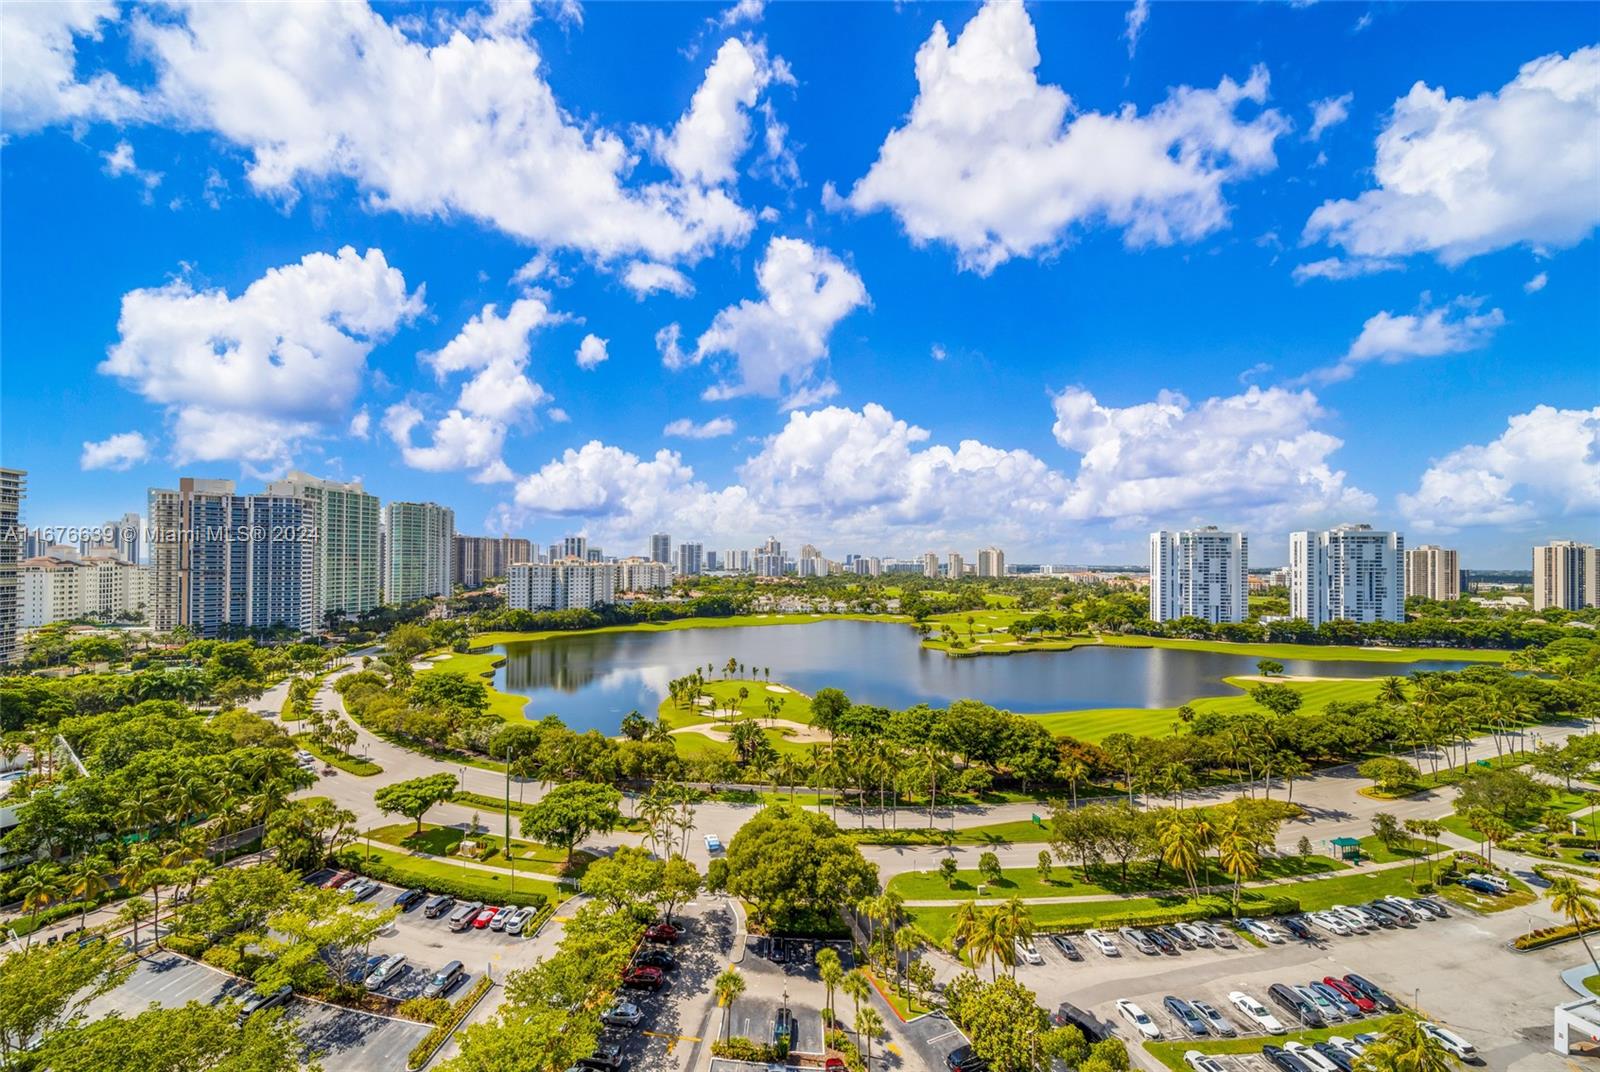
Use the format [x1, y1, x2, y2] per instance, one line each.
[492, 620, 1475, 733]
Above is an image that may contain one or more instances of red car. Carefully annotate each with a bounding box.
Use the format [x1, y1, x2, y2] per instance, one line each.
[622, 966, 664, 990]
[644, 923, 679, 944]
[473, 906, 500, 929]
[323, 870, 356, 889]
[1322, 976, 1376, 1013]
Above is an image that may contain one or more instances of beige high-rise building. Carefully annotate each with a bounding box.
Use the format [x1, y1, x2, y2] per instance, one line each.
[921, 552, 939, 579]
[1404, 545, 1460, 602]
[1533, 541, 1598, 611]
[946, 552, 964, 579]
[453, 535, 533, 589]
[0, 469, 25, 664]
[976, 546, 1006, 578]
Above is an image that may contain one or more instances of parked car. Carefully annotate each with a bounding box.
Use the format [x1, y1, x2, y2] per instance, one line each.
[504, 906, 536, 935]
[1412, 895, 1450, 918]
[1581, 850, 1600, 862]
[1312, 1042, 1355, 1072]
[1343, 973, 1398, 1012]
[472, 905, 499, 929]
[1115, 999, 1162, 1040]
[1322, 977, 1376, 1013]
[1158, 925, 1194, 951]
[1459, 875, 1505, 896]
[488, 906, 513, 931]
[237, 984, 292, 1024]
[1327, 1036, 1366, 1060]
[1364, 900, 1412, 926]
[1204, 922, 1236, 948]
[1049, 934, 1082, 961]
[1285, 1041, 1340, 1072]
[644, 922, 680, 944]
[1163, 996, 1208, 1036]
[1184, 1053, 1227, 1072]
[1051, 1003, 1107, 1042]
[365, 954, 408, 992]
[703, 834, 723, 853]
[1084, 929, 1121, 957]
[635, 948, 678, 970]
[394, 887, 426, 910]
[1118, 927, 1160, 956]
[1191, 1000, 1236, 1038]
[423, 960, 465, 1000]
[1146, 927, 1179, 955]
[1420, 1022, 1478, 1062]
[1308, 911, 1352, 936]
[1294, 984, 1343, 1023]
[622, 966, 664, 990]
[1262, 1045, 1314, 1072]
[1282, 916, 1315, 941]
[322, 870, 356, 890]
[575, 1043, 625, 1071]
[1241, 918, 1286, 944]
[1329, 905, 1373, 933]
[601, 1001, 644, 1027]
[1014, 937, 1044, 965]
[1229, 991, 1286, 1035]
[1175, 922, 1213, 947]
[945, 1045, 990, 1072]
[1268, 982, 1325, 1028]
[1310, 981, 1361, 1019]
[1356, 902, 1397, 927]
[448, 901, 484, 931]
[773, 1007, 794, 1048]
[423, 894, 455, 918]
[1388, 895, 1435, 920]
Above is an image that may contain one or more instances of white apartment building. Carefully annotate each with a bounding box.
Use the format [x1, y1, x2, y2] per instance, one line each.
[1404, 544, 1461, 602]
[20, 554, 151, 627]
[976, 547, 1006, 578]
[1533, 541, 1598, 611]
[0, 469, 22, 664]
[721, 549, 751, 572]
[1149, 527, 1248, 624]
[946, 552, 964, 579]
[675, 541, 703, 576]
[921, 552, 939, 579]
[618, 557, 673, 593]
[754, 552, 786, 577]
[383, 501, 454, 603]
[268, 471, 382, 620]
[508, 558, 617, 611]
[1289, 524, 1405, 627]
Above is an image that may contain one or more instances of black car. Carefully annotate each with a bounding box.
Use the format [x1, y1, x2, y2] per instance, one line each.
[1413, 896, 1450, 918]
[945, 1045, 990, 1072]
[1147, 928, 1179, 955]
[1581, 851, 1600, 862]
[1282, 916, 1314, 941]
[395, 888, 427, 910]
[1050, 934, 1082, 961]
[1344, 973, 1398, 1012]
[635, 948, 678, 971]
[1051, 1003, 1106, 1042]
[1158, 925, 1194, 950]
[1263, 1045, 1314, 1072]
[1314, 1042, 1355, 1071]
[1163, 996, 1207, 1036]
[1268, 982, 1325, 1028]
[576, 1043, 625, 1071]
[423, 894, 455, 918]
[236, 984, 292, 1024]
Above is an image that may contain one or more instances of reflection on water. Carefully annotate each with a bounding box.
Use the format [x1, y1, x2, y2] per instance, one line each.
[492, 620, 1474, 734]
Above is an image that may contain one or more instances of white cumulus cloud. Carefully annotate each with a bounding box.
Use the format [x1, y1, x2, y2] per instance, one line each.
[99, 246, 421, 470]
[663, 416, 736, 439]
[575, 333, 609, 370]
[841, 0, 1288, 273]
[1399, 405, 1600, 531]
[661, 236, 867, 405]
[0, 1, 144, 133]
[1307, 92, 1353, 139]
[622, 261, 695, 299]
[1306, 297, 1505, 384]
[654, 37, 792, 187]
[1304, 45, 1600, 265]
[1524, 272, 1549, 293]
[80, 431, 151, 471]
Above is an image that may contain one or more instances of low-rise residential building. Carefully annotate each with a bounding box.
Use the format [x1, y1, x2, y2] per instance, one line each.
[19, 554, 151, 627]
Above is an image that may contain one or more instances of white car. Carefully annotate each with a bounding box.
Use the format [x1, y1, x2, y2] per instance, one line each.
[1309, 911, 1352, 936]
[1204, 922, 1236, 948]
[1175, 922, 1213, 947]
[1241, 918, 1285, 944]
[1229, 991, 1287, 1035]
[601, 1001, 643, 1027]
[1387, 894, 1435, 920]
[1183, 1053, 1227, 1072]
[1327, 1036, 1365, 1058]
[1115, 999, 1162, 1040]
[1285, 1042, 1340, 1072]
[504, 906, 536, 935]
[1421, 1023, 1478, 1061]
[1013, 937, 1044, 965]
[1296, 984, 1344, 1023]
[703, 834, 722, 853]
[1084, 929, 1121, 957]
[1331, 904, 1376, 932]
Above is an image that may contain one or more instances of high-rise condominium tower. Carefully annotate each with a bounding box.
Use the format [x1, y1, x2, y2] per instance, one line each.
[0, 469, 24, 664]
[268, 471, 381, 621]
[1289, 524, 1404, 627]
[1404, 545, 1460, 603]
[650, 533, 671, 564]
[1149, 527, 1248, 624]
[383, 502, 455, 603]
[976, 547, 1006, 578]
[1533, 541, 1598, 611]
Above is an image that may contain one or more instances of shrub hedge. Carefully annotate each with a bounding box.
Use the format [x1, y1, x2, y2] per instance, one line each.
[407, 975, 492, 1070]
[334, 849, 549, 911]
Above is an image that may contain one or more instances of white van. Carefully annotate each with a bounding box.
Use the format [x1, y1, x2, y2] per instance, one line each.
[1421, 1022, 1478, 1062]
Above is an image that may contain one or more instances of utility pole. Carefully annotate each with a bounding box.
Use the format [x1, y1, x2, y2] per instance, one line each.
[505, 747, 515, 895]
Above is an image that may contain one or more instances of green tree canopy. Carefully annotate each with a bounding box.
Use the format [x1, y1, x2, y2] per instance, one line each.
[373, 773, 458, 833]
[520, 781, 622, 862]
[723, 805, 878, 932]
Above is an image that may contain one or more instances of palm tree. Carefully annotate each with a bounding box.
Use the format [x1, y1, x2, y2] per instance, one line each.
[909, 742, 950, 831]
[816, 947, 844, 1025]
[774, 755, 803, 803]
[1355, 1016, 1461, 1072]
[892, 926, 924, 997]
[841, 969, 871, 1030]
[115, 895, 154, 950]
[999, 897, 1033, 977]
[855, 1006, 884, 1068]
[119, 844, 165, 947]
[1216, 814, 1259, 909]
[966, 906, 1012, 980]
[713, 967, 745, 1040]
[1549, 877, 1600, 978]
[1277, 754, 1311, 803]
[1158, 813, 1202, 900]
[1059, 758, 1087, 808]
[17, 864, 65, 943]
[949, 899, 981, 957]
[66, 857, 110, 930]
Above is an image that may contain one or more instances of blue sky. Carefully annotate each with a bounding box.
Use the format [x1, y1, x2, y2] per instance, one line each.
[1, 0, 1596, 567]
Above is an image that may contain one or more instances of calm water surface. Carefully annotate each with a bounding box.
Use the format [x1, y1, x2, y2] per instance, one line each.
[492, 620, 1473, 734]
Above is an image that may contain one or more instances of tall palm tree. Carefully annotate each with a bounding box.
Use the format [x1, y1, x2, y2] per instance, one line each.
[118, 844, 165, 947]
[999, 897, 1033, 978]
[1549, 876, 1600, 978]
[966, 907, 1011, 980]
[909, 742, 950, 831]
[713, 967, 745, 1041]
[1215, 814, 1259, 909]
[815, 947, 844, 1025]
[949, 899, 981, 957]
[1059, 758, 1088, 809]
[17, 864, 65, 944]
[773, 755, 803, 803]
[855, 1006, 884, 1068]
[66, 857, 110, 930]
[1158, 813, 1202, 900]
[1354, 1016, 1461, 1072]
[841, 969, 871, 1031]
[892, 926, 924, 997]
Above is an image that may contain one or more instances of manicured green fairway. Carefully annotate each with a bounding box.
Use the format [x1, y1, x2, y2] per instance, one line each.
[656, 677, 814, 728]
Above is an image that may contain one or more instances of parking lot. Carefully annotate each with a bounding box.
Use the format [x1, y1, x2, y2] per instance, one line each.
[84, 954, 430, 1072]
[725, 936, 853, 1057]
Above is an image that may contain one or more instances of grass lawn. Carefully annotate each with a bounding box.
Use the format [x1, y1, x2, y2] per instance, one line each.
[1440, 788, 1592, 841]
[416, 650, 528, 722]
[344, 842, 572, 904]
[851, 818, 1060, 846]
[1355, 834, 1446, 865]
[657, 677, 815, 728]
[1586, 975, 1600, 998]
[1145, 1015, 1408, 1070]
[1097, 634, 1509, 664]
[887, 854, 1344, 902]
[1435, 874, 1537, 913]
[292, 734, 383, 776]
[470, 613, 910, 652]
[668, 724, 815, 761]
[866, 967, 934, 1020]
[362, 822, 595, 878]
